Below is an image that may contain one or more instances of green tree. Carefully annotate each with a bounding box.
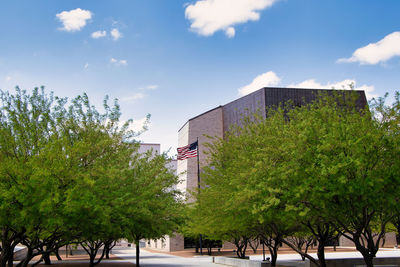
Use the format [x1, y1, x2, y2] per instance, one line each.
[121, 150, 183, 267]
[0, 87, 182, 267]
[0, 87, 71, 267]
[375, 92, 400, 248]
[59, 93, 140, 267]
[280, 93, 399, 267]
[180, 114, 271, 264]
[191, 91, 399, 267]
[241, 92, 398, 267]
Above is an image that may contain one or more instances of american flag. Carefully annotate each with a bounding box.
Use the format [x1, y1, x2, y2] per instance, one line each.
[177, 141, 198, 160]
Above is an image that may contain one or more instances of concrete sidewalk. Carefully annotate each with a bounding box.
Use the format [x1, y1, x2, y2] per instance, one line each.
[249, 248, 400, 261]
[113, 247, 222, 267]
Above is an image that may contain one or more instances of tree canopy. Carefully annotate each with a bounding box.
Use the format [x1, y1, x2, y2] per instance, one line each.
[185, 91, 400, 267]
[0, 87, 183, 267]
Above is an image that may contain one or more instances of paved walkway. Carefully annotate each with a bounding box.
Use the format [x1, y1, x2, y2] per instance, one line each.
[249, 247, 400, 261]
[113, 247, 222, 267]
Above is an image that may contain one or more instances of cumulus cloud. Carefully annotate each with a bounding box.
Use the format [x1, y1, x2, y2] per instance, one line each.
[238, 71, 376, 99]
[338, 32, 400, 65]
[110, 58, 127, 66]
[111, 28, 122, 40]
[121, 93, 145, 103]
[238, 71, 281, 96]
[91, 30, 107, 39]
[56, 8, 92, 32]
[288, 79, 376, 99]
[185, 0, 279, 37]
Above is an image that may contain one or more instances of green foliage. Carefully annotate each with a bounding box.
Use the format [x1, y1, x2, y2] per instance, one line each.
[121, 150, 184, 242]
[0, 87, 182, 267]
[185, 91, 400, 267]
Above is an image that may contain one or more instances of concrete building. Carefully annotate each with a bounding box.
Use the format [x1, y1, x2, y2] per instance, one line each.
[138, 143, 160, 155]
[177, 87, 367, 202]
[176, 87, 397, 249]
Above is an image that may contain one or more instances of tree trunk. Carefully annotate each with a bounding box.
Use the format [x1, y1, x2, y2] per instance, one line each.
[105, 246, 110, 259]
[281, 239, 320, 267]
[233, 237, 248, 259]
[270, 245, 278, 266]
[249, 239, 259, 253]
[1, 230, 12, 267]
[364, 255, 374, 267]
[303, 239, 313, 261]
[6, 255, 13, 267]
[42, 252, 52, 265]
[317, 243, 326, 267]
[94, 246, 106, 266]
[356, 244, 376, 267]
[55, 248, 62, 261]
[104, 240, 115, 259]
[6, 241, 17, 267]
[89, 253, 96, 267]
[135, 240, 140, 267]
[16, 247, 33, 267]
[1, 246, 12, 267]
[346, 227, 382, 267]
[1, 229, 26, 267]
[264, 236, 280, 267]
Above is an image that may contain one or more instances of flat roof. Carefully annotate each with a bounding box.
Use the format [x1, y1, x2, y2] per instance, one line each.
[178, 87, 366, 132]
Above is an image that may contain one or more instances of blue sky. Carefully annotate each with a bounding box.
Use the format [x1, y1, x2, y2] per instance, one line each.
[1, 0, 399, 155]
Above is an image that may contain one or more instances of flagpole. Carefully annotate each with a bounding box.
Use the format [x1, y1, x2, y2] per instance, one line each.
[197, 137, 203, 256]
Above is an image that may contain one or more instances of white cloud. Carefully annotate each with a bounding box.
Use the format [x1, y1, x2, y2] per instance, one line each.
[225, 27, 235, 38]
[288, 79, 376, 99]
[337, 32, 400, 65]
[238, 71, 281, 96]
[91, 30, 107, 39]
[84, 63, 89, 69]
[130, 117, 149, 132]
[111, 28, 122, 40]
[110, 58, 127, 66]
[107, 118, 149, 133]
[56, 8, 92, 32]
[185, 0, 279, 37]
[139, 85, 158, 90]
[121, 93, 145, 103]
[238, 71, 376, 99]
